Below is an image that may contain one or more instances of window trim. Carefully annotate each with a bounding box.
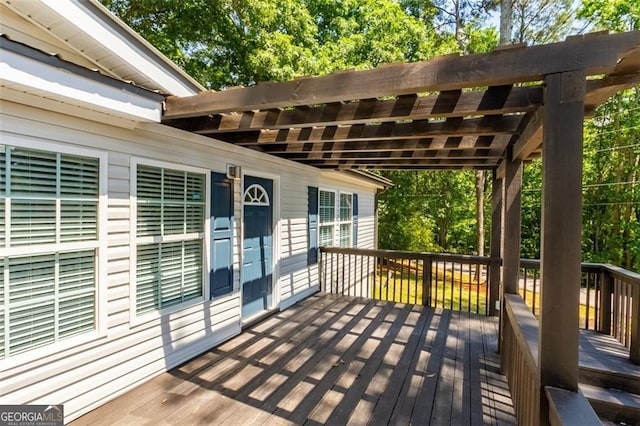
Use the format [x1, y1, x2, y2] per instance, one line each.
[0, 138, 108, 367]
[129, 158, 210, 325]
[318, 188, 354, 248]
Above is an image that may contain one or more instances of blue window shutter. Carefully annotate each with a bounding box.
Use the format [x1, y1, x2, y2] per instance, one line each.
[308, 186, 318, 265]
[352, 193, 358, 247]
[210, 172, 234, 298]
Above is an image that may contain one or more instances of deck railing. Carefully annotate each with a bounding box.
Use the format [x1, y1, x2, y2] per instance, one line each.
[320, 247, 491, 314]
[320, 246, 640, 363]
[517, 260, 640, 363]
[502, 293, 540, 425]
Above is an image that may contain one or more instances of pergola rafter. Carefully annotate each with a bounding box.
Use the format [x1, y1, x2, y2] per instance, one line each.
[163, 31, 639, 171]
[163, 85, 542, 134]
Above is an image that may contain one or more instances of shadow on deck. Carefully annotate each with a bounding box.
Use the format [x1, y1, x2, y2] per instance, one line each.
[72, 293, 517, 425]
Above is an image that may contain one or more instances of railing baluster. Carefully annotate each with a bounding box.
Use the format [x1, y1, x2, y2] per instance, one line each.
[435, 259, 439, 309]
[626, 281, 632, 347]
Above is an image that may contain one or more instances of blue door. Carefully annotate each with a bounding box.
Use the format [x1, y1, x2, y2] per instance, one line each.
[242, 176, 273, 318]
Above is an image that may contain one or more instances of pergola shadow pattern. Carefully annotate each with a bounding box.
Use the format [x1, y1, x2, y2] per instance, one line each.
[73, 293, 515, 425]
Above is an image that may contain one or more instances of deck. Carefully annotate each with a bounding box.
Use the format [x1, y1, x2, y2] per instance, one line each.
[72, 293, 517, 425]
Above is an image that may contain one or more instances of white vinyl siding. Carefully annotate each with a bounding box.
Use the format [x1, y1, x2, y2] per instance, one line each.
[0, 145, 99, 359]
[134, 164, 205, 314]
[319, 190, 353, 248]
[0, 100, 381, 422]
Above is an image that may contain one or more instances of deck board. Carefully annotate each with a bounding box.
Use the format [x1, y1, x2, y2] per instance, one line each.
[71, 293, 517, 425]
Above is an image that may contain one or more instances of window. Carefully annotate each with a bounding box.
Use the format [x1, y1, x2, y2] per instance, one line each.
[318, 190, 355, 248]
[244, 184, 269, 206]
[339, 193, 353, 247]
[319, 190, 335, 247]
[0, 145, 100, 359]
[134, 164, 205, 314]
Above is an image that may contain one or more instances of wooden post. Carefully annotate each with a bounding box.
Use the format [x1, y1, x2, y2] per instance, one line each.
[490, 170, 503, 317]
[599, 269, 613, 334]
[422, 254, 432, 307]
[500, 157, 522, 362]
[502, 157, 522, 295]
[539, 71, 586, 420]
[631, 283, 640, 364]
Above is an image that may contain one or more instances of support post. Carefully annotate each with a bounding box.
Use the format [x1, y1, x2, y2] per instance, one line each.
[502, 157, 523, 296]
[539, 71, 586, 421]
[500, 156, 522, 362]
[422, 254, 432, 307]
[490, 170, 503, 317]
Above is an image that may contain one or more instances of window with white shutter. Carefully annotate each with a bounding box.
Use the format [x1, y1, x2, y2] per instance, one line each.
[318, 190, 355, 248]
[134, 163, 205, 315]
[0, 145, 100, 359]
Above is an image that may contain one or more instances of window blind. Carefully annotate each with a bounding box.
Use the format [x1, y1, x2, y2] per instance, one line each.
[135, 164, 205, 314]
[0, 146, 99, 359]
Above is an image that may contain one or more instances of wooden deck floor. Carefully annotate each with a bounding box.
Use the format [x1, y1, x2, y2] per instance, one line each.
[72, 293, 517, 425]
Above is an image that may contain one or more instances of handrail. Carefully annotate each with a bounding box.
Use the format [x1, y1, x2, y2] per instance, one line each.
[319, 246, 491, 314]
[602, 263, 640, 285]
[321, 246, 492, 264]
[503, 293, 540, 424]
[545, 387, 601, 426]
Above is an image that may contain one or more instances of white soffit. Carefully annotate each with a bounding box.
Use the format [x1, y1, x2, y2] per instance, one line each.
[1, 40, 163, 122]
[2, 0, 204, 96]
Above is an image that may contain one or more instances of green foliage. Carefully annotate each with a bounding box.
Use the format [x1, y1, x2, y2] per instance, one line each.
[578, 0, 640, 32]
[378, 171, 477, 253]
[582, 89, 640, 270]
[101, 0, 440, 89]
[521, 160, 542, 259]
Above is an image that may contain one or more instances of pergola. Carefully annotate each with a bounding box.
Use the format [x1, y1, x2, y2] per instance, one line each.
[162, 31, 640, 424]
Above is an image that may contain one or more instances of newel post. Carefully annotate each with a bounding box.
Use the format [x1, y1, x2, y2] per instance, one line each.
[538, 70, 586, 422]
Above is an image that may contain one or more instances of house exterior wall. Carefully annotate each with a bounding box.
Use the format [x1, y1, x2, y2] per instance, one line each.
[0, 99, 380, 421]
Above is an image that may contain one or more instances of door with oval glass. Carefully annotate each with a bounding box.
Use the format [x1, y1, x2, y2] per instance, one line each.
[242, 176, 273, 318]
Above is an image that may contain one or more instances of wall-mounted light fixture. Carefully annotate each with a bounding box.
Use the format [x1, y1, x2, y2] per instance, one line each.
[226, 164, 241, 180]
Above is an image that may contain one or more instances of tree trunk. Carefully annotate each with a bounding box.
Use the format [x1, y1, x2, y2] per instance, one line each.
[500, 0, 513, 44]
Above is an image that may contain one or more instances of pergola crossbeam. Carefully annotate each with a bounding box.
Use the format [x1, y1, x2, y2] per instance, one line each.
[162, 31, 639, 172]
[164, 86, 542, 133]
[164, 31, 639, 119]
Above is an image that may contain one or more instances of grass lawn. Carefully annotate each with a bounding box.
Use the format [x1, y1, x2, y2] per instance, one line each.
[371, 266, 488, 315]
[368, 265, 598, 328]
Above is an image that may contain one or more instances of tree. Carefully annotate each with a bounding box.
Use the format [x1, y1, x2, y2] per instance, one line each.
[101, 0, 440, 89]
[577, 0, 640, 271]
[511, 0, 576, 44]
[578, 0, 639, 32]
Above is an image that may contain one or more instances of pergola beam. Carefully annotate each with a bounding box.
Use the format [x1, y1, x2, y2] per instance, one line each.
[282, 149, 501, 161]
[164, 31, 639, 119]
[253, 135, 511, 154]
[164, 86, 542, 132]
[215, 115, 523, 145]
[300, 158, 500, 167]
